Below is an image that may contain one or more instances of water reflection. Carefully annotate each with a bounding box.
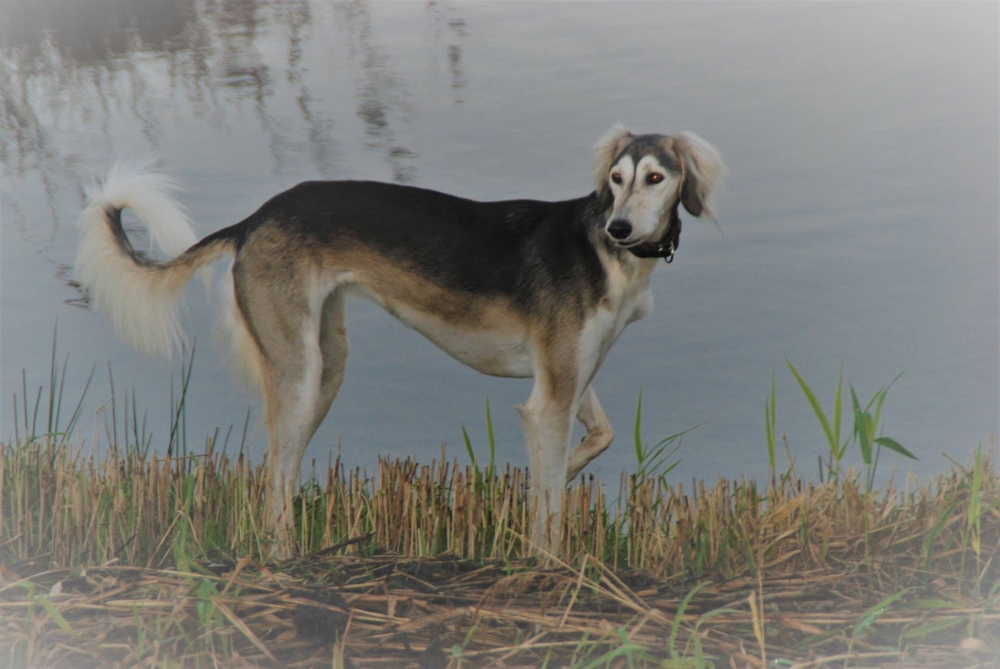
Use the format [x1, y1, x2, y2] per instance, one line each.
[0, 0, 195, 65]
[281, 2, 340, 176]
[1, 1, 994, 482]
[442, 12, 466, 100]
[336, 2, 416, 183]
[1, 0, 465, 301]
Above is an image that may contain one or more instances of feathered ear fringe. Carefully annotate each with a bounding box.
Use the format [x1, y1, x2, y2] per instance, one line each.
[592, 123, 633, 193]
[673, 131, 726, 218]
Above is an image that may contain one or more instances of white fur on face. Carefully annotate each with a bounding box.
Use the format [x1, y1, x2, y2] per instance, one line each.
[604, 154, 681, 245]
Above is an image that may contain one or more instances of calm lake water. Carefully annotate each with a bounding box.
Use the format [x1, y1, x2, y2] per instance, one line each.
[1, 1, 997, 485]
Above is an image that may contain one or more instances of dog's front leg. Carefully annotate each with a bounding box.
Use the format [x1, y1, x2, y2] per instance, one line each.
[517, 367, 577, 556]
[566, 386, 614, 482]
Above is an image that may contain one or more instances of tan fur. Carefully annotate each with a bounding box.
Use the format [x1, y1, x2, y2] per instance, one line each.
[76, 127, 725, 560]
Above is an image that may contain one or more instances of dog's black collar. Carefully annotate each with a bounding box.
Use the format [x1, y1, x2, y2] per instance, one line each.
[627, 208, 681, 263]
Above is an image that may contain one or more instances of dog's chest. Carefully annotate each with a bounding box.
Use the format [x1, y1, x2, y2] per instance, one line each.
[597, 281, 652, 341]
[571, 277, 651, 383]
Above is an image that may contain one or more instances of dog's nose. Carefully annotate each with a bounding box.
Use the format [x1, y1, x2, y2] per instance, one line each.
[606, 219, 633, 240]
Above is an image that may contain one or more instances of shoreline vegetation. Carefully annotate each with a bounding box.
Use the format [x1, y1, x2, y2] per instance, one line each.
[1, 349, 998, 667]
[2, 438, 997, 667]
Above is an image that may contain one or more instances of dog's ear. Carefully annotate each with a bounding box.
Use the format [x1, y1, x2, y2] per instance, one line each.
[669, 132, 726, 218]
[592, 123, 633, 196]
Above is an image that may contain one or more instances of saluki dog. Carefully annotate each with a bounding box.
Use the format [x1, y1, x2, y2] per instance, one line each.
[75, 124, 724, 557]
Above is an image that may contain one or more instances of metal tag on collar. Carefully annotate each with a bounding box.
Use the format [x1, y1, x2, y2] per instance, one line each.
[663, 241, 676, 263]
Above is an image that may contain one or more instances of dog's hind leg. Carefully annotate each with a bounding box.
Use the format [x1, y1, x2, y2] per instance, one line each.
[317, 290, 349, 421]
[235, 269, 343, 558]
[566, 386, 614, 482]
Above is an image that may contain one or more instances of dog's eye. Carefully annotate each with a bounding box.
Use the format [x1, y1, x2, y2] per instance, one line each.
[610, 172, 623, 185]
[646, 173, 664, 185]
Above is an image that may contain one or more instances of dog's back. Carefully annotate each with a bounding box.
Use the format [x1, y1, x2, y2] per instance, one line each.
[75, 127, 724, 558]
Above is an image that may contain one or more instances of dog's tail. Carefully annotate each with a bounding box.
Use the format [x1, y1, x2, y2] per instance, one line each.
[75, 160, 238, 357]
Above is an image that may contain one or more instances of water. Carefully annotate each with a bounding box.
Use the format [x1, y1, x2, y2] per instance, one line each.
[2, 1, 997, 485]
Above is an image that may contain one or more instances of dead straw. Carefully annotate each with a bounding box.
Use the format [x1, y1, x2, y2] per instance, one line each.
[1, 438, 998, 667]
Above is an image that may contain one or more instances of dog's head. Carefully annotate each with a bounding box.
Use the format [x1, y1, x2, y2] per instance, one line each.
[592, 123, 725, 248]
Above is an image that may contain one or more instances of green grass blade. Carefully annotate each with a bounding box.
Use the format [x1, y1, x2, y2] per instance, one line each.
[696, 607, 741, 626]
[461, 425, 477, 472]
[874, 437, 917, 460]
[47, 325, 58, 438]
[899, 617, 962, 640]
[634, 390, 644, 466]
[167, 341, 197, 458]
[786, 360, 836, 456]
[574, 628, 641, 669]
[909, 598, 959, 610]
[922, 500, 960, 569]
[639, 422, 700, 479]
[38, 595, 76, 637]
[765, 371, 776, 471]
[54, 354, 68, 441]
[850, 386, 872, 465]
[669, 581, 708, 658]
[832, 364, 843, 457]
[872, 371, 905, 426]
[62, 364, 96, 446]
[853, 588, 910, 638]
[485, 399, 496, 480]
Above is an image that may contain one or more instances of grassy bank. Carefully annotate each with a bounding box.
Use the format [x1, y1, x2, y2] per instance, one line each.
[1, 349, 998, 666]
[1, 437, 998, 667]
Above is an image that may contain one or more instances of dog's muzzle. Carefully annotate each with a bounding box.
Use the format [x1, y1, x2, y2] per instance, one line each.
[624, 210, 682, 263]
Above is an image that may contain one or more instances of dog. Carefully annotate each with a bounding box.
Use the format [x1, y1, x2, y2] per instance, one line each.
[75, 124, 724, 557]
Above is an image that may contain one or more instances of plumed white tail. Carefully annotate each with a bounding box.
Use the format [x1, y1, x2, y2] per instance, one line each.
[75, 161, 215, 357]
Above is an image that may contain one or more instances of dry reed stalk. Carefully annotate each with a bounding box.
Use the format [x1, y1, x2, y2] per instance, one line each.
[1, 555, 996, 668]
[1, 438, 998, 666]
